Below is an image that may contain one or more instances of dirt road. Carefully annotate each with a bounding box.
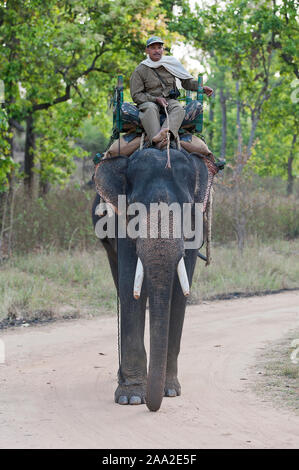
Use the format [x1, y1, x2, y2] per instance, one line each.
[0, 291, 298, 449]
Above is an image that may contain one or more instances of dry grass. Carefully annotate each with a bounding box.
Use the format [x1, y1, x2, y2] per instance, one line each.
[0, 248, 116, 325]
[1, 178, 298, 255]
[250, 328, 299, 414]
[190, 238, 299, 304]
[1, 239, 298, 325]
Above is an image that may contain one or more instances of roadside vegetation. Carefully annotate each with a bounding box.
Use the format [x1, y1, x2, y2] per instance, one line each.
[1, 174, 298, 254]
[1, 237, 298, 326]
[251, 328, 299, 414]
[1, 172, 298, 327]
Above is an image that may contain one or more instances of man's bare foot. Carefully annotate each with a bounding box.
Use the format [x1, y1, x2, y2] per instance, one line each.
[156, 138, 168, 149]
[152, 128, 169, 144]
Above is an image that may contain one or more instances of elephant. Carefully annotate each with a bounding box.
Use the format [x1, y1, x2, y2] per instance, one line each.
[92, 146, 215, 412]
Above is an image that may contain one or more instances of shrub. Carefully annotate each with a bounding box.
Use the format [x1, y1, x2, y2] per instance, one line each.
[2, 176, 299, 255]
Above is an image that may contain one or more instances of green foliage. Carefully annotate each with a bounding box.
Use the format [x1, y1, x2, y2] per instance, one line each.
[0, 0, 175, 189]
[0, 0, 298, 190]
[248, 67, 298, 179]
[76, 119, 108, 157]
[0, 107, 16, 190]
[169, 0, 298, 181]
[34, 101, 89, 186]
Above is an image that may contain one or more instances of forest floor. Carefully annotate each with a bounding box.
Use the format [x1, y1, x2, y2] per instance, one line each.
[0, 291, 298, 449]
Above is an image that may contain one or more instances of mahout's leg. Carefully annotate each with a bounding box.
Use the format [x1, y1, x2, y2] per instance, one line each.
[138, 102, 161, 144]
[161, 99, 185, 141]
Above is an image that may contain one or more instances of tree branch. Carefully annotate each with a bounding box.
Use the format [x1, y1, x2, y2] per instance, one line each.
[9, 118, 25, 132]
[32, 84, 71, 111]
[32, 47, 108, 112]
[281, 53, 299, 78]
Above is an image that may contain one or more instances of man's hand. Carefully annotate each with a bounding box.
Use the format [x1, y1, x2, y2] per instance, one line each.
[203, 86, 213, 97]
[156, 97, 168, 107]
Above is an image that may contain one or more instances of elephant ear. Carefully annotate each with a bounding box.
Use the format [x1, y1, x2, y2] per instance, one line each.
[94, 157, 128, 213]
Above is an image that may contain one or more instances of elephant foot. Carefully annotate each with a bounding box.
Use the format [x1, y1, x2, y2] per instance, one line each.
[164, 377, 181, 397]
[114, 384, 146, 405]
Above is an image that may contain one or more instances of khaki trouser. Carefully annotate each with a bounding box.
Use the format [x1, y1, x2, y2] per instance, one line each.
[138, 99, 185, 143]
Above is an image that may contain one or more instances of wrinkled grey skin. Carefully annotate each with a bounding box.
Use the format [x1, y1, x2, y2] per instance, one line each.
[92, 147, 208, 411]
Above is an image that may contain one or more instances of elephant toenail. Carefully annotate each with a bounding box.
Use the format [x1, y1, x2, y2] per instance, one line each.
[165, 389, 177, 397]
[118, 396, 129, 405]
[129, 396, 142, 405]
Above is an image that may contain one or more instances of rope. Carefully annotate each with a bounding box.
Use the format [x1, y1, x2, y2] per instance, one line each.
[163, 104, 171, 169]
[93, 153, 126, 383]
[206, 188, 213, 266]
[116, 216, 123, 383]
[176, 135, 181, 151]
[139, 132, 145, 150]
[116, 135, 122, 382]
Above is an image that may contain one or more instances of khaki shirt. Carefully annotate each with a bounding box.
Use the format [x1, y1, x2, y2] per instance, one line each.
[130, 63, 198, 105]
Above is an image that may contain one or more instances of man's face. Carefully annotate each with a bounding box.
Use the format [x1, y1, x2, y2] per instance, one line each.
[145, 43, 164, 61]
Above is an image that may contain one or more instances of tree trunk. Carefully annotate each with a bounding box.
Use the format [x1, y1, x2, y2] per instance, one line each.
[24, 114, 35, 194]
[247, 110, 259, 158]
[39, 180, 50, 196]
[235, 81, 243, 176]
[234, 82, 246, 252]
[287, 133, 297, 196]
[219, 87, 227, 159]
[38, 159, 50, 196]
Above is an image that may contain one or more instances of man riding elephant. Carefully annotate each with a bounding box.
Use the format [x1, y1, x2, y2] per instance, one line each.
[130, 36, 213, 148]
[92, 38, 224, 412]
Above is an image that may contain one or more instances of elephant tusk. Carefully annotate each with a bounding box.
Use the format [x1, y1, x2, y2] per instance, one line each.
[177, 258, 190, 296]
[133, 258, 144, 299]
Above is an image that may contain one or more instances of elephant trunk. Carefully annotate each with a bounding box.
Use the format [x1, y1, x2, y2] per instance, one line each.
[146, 275, 173, 411]
[137, 238, 184, 412]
